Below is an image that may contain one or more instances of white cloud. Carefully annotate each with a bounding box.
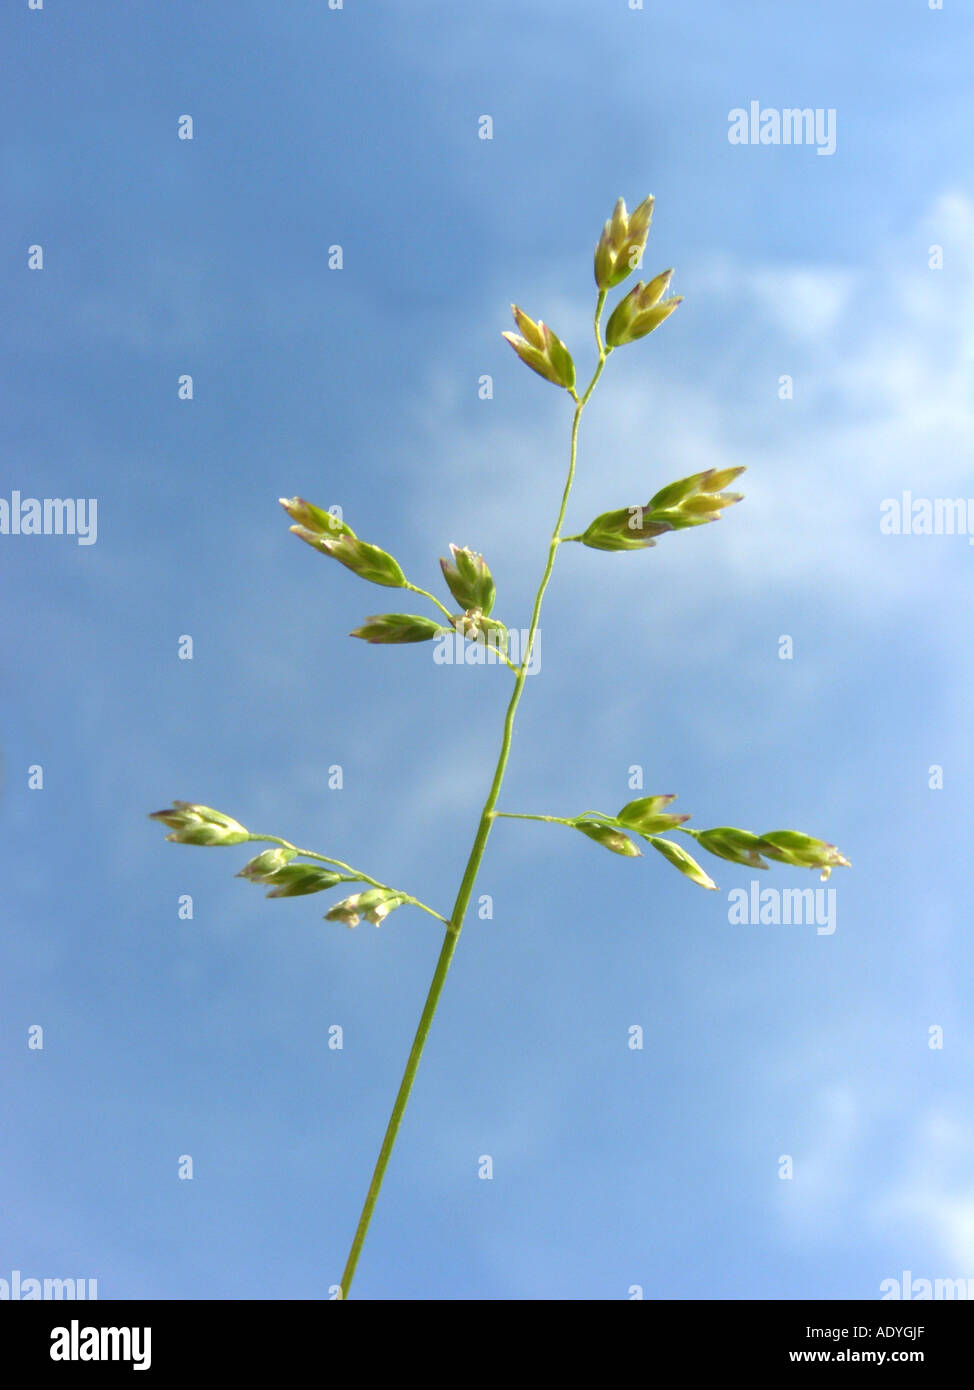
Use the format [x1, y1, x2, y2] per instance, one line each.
[870, 1110, 974, 1270]
[697, 259, 859, 339]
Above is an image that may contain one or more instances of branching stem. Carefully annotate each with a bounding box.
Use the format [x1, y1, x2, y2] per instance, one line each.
[337, 290, 612, 1298]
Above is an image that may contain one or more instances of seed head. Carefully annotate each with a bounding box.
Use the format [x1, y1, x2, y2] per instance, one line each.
[148, 802, 250, 847]
[594, 195, 655, 290]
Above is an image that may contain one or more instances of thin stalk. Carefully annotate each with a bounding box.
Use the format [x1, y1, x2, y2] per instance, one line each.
[338, 291, 611, 1298]
[491, 812, 576, 827]
[399, 898, 451, 925]
[404, 581, 455, 623]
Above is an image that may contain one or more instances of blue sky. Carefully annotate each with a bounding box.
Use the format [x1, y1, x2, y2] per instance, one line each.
[3, 0, 973, 1300]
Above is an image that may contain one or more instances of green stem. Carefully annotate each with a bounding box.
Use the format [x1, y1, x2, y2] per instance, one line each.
[337, 926, 459, 1298]
[404, 581, 454, 623]
[337, 291, 611, 1298]
[491, 812, 577, 827]
[464, 641, 520, 675]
